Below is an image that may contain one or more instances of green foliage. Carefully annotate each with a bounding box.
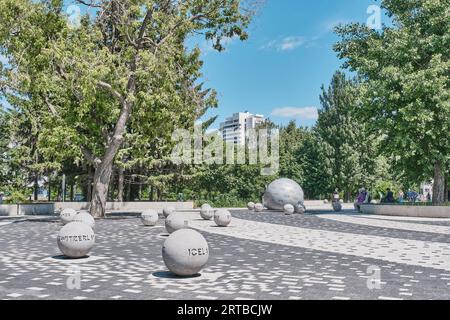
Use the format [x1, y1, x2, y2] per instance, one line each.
[334, 0, 450, 196]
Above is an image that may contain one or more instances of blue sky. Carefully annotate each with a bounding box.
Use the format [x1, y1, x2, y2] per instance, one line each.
[1, 0, 384, 129]
[194, 0, 383, 129]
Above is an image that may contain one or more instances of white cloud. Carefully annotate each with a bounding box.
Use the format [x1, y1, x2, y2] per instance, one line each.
[271, 107, 319, 120]
[279, 36, 305, 51]
[261, 36, 306, 52]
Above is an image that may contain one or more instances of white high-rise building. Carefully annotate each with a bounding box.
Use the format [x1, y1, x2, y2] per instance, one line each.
[219, 111, 265, 145]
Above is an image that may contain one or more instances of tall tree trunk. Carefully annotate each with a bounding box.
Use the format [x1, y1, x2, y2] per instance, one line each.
[444, 173, 448, 202]
[34, 175, 39, 201]
[90, 161, 114, 218]
[117, 167, 124, 202]
[432, 160, 445, 205]
[70, 180, 74, 201]
[47, 176, 51, 201]
[86, 169, 93, 202]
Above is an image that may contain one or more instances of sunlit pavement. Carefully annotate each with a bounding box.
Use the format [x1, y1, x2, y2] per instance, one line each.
[0, 208, 449, 300]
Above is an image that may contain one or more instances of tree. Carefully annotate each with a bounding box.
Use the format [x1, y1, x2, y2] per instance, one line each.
[296, 131, 330, 199]
[334, 0, 450, 204]
[315, 71, 377, 201]
[279, 121, 305, 184]
[0, 0, 255, 216]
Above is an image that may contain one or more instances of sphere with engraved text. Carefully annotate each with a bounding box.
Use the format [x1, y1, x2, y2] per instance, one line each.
[162, 229, 209, 276]
[57, 222, 95, 258]
[214, 209, 232, 227]
[141, 209, 159, 226]
[263, 178, 304, 211]
[165, 212, 189, 234]
[60, 208, 77, 225]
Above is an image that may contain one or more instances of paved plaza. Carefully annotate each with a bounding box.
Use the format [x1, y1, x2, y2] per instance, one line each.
[1, 208, 450, 300]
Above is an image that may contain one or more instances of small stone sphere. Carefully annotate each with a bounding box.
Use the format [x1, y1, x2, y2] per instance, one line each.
[247, 202, 255, 210]
[332, 202, 342, 212]
[294, 204, 306, 214]
[339, 199, 344, 203]
[200, 204, 214, 220]
[141, 210, 159, 226]
[72, 211, 95, 229]
[162, 229, 209, 276]
[324, 199, 329, 204]
[163, 206, 175, 218]
[254, 203, 264, 212]
[57, 222, 95, 258]
[370, 200, 377, 204]
[284, 204, 295, 215]
[214, 209, 232, 227]
[165, 213, 189, 234]
[60, 208, 77, 225]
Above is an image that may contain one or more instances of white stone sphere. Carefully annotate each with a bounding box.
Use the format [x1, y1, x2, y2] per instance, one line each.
[200, 204, 214, 220]
[214, 209, 232, 227]
[163, 206, 175, 218]
[263, 178, 304, 210]
[284, 204, 295, 215]
[162, 229, 209, 276]
[72, 211, 95, 229]
[332, 202, 342, 212]
[339, 199, 344, 203]
[165, 213, 189, 234]
[201, 203, 212, 210]
[60, 208, 77, 225]
[324, 199, 329, 204]
[247, 202, 255, 210]
[57, 222, 95, 258]
[141, 209, 159, 226]
[370, 200, 377, 204]
[254, 203, 264, 212]
[294, 204, 306, 214]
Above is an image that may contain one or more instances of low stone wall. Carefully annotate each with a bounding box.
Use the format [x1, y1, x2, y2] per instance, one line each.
[0, 204, 19, 216]
[54, 201, 194, 213]
[361, 204, 450, 218]
[0, 203, 55, 216]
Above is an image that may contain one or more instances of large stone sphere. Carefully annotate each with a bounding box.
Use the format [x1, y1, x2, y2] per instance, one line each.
[254, 203, 264, 212]
[247, 202, 255, 210]
[60, 208, 77, 225]
[141, 209, 159, 226]
[57, 222, 95, 258]
[263, 178, 304, 210]
[72, 211, 95, 229]
[165, 213, 189, 234]
[294, 203, 306, 214]
[214, 209, 232, 227]
[332, 202, 342, 212]
[200, 204, 214, 220]
[162, 229, 209, 276]
[163, 206, 175, 218]
[284, 204, 295, 215]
